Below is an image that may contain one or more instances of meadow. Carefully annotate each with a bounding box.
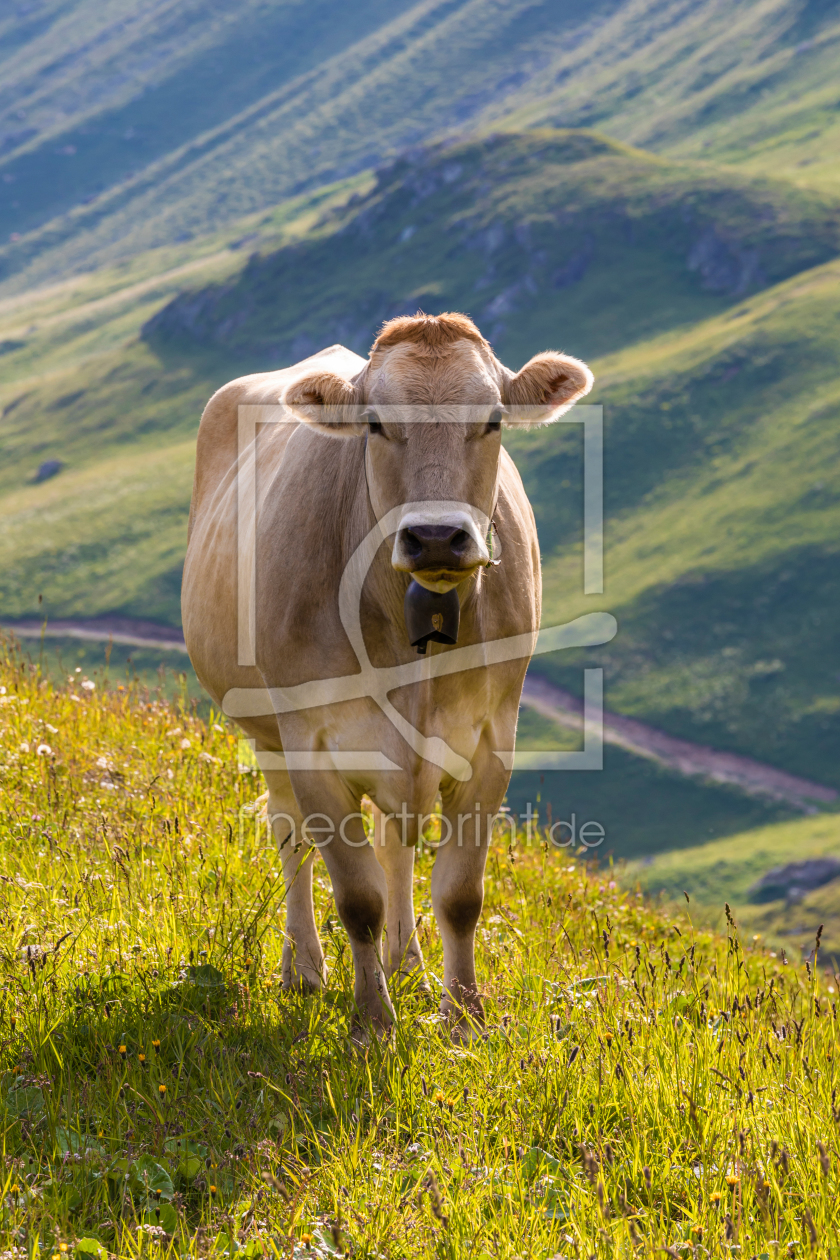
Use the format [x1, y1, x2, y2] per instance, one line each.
[2, 638, 840, 1258]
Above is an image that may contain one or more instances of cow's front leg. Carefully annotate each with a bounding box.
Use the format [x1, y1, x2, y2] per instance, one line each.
[436, 745, 510, 1039]
[263, 768, 325, 991]
[292, 774, 393, 1036]
[371, 803, 427, 990]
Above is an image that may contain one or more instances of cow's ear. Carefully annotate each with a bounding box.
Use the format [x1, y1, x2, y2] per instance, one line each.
[282, 372, 365, 435]
[502, 352, 593, 425]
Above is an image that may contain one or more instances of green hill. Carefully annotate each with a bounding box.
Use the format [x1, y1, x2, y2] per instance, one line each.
[2, 0, 840, 292]
[142, 129, 840, 370]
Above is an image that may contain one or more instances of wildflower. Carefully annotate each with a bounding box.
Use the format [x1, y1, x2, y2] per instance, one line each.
[159, 1084, 167, 1095]
[726, 1175, 740, 1186]
[36, 744, 52, 756]
[118, 1044, 127, 1057]
[81, 679, 95, 691]
[152, 1039, 160, 1049]
[19, 742, 30, 753]
[9, 1183, 19, 1192]
[209, 1185, 217, 1195]
[301, 1235, 312, 1248]
[180, 738, 191, 750]
[434, 1090, 445, 1105]
[138, 1053, 146, 1064]
[710, 1191, 722, 1204]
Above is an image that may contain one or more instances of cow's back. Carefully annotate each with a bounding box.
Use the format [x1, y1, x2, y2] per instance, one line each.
[182, 345, 365, 731]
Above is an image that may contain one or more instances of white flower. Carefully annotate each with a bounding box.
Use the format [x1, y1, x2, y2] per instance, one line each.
[0, 686, 5, 695]
[212, 723, 224, 732]
[19, 742, 30, 753]
[180, 738, 191, 750]
[81, 679, 95, 691]
[95, 756, 111, 770]
[36, 744, 52, 756]
[44, 723, 58, 735]
[198, 751, 220, 764]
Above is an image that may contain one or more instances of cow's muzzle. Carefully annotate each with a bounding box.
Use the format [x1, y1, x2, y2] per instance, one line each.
[392, 519, 488, 592]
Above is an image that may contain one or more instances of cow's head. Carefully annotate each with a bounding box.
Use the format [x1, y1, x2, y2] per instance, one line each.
[283, 313, 592, 593]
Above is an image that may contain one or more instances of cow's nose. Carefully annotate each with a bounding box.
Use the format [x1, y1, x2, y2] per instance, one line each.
[399, 524, 472, 569]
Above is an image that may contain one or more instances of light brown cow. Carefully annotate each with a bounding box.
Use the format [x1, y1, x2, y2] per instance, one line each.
[182, 312, 592, 1038]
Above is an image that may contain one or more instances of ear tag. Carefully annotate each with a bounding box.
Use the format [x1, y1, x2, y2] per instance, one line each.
[404, 581, 460, 655]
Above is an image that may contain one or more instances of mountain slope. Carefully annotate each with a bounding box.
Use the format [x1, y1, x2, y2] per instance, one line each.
[142, 129, 840, 369]
[2, 0, 839, 292]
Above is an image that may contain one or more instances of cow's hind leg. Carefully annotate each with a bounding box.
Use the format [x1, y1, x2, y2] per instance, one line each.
[371, 804, 427, 991]
[263, 769, 325, 991]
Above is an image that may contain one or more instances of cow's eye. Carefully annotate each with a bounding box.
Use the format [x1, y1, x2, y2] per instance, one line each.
[363, 409, 383, 435]
[486, 408, 503, 433]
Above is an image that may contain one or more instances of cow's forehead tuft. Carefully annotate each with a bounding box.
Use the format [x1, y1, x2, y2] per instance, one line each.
[372, 310, 488, 353]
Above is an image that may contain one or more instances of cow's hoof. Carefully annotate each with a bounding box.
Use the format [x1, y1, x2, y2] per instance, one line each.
[349, 1017, 394, 1051]
[388, 968, 432, 998]
[449, 1014, 485, 1045]
[281, 963, 326, 993]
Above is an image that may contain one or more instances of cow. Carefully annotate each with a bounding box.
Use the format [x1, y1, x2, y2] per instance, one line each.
[182, 312, 592, 1039]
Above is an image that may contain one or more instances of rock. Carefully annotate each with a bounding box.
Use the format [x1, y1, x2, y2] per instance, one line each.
[748, 856, 840, 904]
[32, 459, 64, 484]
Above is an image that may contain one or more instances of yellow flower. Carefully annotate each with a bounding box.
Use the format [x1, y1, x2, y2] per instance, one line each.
[710, 1191, 721, 1203]
[138, 1053, 146, 1063]
[159, 1084, 167, 1095]
[118, 1044, 127, 1055]
[726, 1175, 740, 1187]
[301, 1235, 312, 1247]
[434, 1090, 445, 1104]
[209, 1185, 217, 1195]
[152, 1039, 160, 1049]
[9, 1184, 19, 1192]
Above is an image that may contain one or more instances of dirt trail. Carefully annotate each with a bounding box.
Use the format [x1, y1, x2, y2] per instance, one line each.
[5, 617, 836, 811]
[5, 617, 190, 654]
[521, 674, 836, 811]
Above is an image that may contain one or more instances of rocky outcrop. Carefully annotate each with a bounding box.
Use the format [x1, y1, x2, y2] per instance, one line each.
[748, 857, 840, 904]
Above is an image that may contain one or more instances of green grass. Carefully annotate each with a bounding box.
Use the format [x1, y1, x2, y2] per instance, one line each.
[623, 812, 840, 964]
[2, 640, 840, 1257]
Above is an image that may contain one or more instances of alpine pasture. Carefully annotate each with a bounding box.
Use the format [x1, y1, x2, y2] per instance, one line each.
[1, 642, 838, 1256]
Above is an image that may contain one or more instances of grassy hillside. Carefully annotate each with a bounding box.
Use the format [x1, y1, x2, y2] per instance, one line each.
[143, 129, 840, 369]
[522, 257, 840, 788]
[2, 0, 840, 292]
[624, 811, 840, 964]
[1, 644, 839, 1256]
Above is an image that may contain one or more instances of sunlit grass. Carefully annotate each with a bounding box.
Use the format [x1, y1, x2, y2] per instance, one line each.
[1, 636, 839, 1256]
